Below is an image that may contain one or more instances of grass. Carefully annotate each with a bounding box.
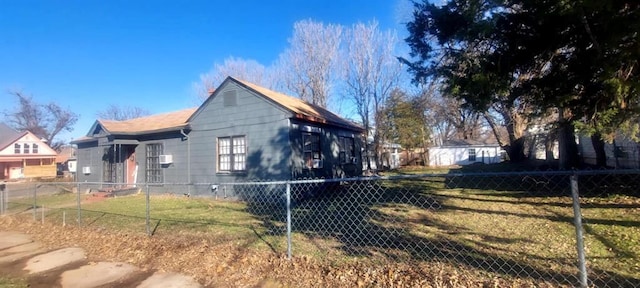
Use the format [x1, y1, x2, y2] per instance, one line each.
[0, 277, 28, 288]
[10, 167, 640, 286]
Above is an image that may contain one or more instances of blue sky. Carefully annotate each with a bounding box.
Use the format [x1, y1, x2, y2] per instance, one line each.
[1, 0, 411, 142]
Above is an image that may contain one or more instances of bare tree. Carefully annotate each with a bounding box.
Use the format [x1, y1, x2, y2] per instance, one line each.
[275, 19, 343, 108]
[343, 21, 402, 170]
[424, 95, 482, 143]
[96, 104, 151, 121]
[194, 56, 271, 100]
[4, 90, 78, 149]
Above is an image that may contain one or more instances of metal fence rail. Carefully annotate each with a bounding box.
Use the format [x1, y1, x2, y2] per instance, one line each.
[1, 170, 638, 287]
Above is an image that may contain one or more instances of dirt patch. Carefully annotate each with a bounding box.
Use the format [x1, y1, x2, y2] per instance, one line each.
[0, 215, 563, 287]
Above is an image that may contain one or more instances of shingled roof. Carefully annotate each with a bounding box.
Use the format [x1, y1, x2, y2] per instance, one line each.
[0, 123, 23, 151]
[75, 77, 361, 143]
[97, 108, 196, 135]
[233, 78, 363, 131]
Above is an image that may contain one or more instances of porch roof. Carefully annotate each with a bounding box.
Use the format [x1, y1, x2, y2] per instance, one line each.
[97, 108, 196, 135]
[0, 155, 56, 161]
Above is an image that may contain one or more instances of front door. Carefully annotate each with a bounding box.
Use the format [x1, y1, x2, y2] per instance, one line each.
[125, 146, 137, 186]
[103, 144, 138, 187]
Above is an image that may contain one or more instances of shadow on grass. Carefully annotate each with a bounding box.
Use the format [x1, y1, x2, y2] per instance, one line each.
[240, 177, 640, 287]
[443, 163, 640, 198]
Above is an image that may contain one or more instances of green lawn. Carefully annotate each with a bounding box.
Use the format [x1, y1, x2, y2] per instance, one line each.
[20, 169, 640, 286]
[0, 277, 28, 288]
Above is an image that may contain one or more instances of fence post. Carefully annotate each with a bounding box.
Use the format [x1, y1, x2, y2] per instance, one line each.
[145, 184, 150, 236]
[286, 181, 292, 260]
[0, 186, 4, 215]
[0, 182, 5, 215]
[33, 183, 37, 221]
[570, 174, 588, 288]
[77, 182, 82, 226]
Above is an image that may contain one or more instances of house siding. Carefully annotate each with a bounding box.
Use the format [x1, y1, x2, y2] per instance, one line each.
[74, 78, 364, 197]
[75, 140, 104, 185]
[578, 135, 640, 168]
[289, 119, 363, 179]
[188, 80, 293, 188]
[135, 132, 189, 185]
[428, 146, 503, 166]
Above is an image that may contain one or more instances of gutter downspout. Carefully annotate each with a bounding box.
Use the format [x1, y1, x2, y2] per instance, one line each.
[180, 129, 191, 195]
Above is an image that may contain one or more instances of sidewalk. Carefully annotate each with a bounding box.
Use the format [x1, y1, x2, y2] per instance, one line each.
[0, 231, 203, 288]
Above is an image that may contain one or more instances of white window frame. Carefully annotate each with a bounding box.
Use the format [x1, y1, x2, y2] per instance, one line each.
[218, 136, 246, 172]
[469, 148, 477, 162]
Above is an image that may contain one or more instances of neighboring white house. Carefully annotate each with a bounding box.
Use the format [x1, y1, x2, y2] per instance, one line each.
[362, 142, 402, 171]
[428, 139, 504, 167]
[526, 124, 559, 160]
[578, 134, 640, 169]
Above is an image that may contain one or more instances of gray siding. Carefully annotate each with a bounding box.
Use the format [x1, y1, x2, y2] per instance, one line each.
[75, 79, 363, 197]
[189, 80, 293, 186]
[289, 119, 364, 179]
[75, 140, 104, 185]
[135, 131, 189, 184]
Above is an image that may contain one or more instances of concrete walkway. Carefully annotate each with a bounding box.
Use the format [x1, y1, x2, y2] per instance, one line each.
[0, 231, 203, 288]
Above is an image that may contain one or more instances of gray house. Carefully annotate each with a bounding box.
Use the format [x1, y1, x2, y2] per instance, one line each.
[73, 77, 364, 194]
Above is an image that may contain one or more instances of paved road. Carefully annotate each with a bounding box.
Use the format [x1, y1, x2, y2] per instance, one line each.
[2, 181, 70, 198]
[0, 231, 203, 288]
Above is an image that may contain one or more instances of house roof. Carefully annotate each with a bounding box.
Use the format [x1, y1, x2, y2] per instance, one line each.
[441, 139, 501, 147]
[55, 146, 76, 163]
[96, 108, 197, 135]
[0, 127, 57, 157]
[75, 77, 362, 143]
[233, 78, 364, 132]
[0, 123, 24, 151]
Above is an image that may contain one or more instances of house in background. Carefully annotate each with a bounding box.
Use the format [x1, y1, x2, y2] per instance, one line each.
[427, 139, 504, 167]
[73, 77, 364, 194]
[578, 134, 640, 169]
[56, 145, 77, 178]
[0, 123, 58, 180]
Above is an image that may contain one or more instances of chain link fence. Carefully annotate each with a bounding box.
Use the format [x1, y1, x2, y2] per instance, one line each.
[1, 169, 638, 287]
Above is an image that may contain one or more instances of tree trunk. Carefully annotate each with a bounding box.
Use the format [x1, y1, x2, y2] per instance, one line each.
[545, 132, 555, 164]
[558, 120, 580, 170]
[504, 137, 526, 162]
[483, 111, 526, 162]
[590, 133, 607, 167]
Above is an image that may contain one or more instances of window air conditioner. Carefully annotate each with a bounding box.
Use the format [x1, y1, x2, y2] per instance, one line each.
[159, 155, 173, 164]
[82, 166, 91, 174]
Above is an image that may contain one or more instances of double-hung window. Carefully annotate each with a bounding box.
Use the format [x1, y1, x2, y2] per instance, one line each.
[303, 133, 321, 169]
[23, 144, 30, 154]
[14, 144, 20, 154]
[32, 144, 39, 153]
[218, 136, 246, 172]
[146, 143, 163, 183]
[338, 136, 355, 164]
[469, 148, 476, 162]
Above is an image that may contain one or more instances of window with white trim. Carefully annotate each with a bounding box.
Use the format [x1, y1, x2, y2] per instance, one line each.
[469, 148, 476, 162]
[32, 144, 39, 153]
[23, 143, 30, 154]
[303, 132, 321, 169]
[218, 136, 246, 172]
[14, 144, 20, 154]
